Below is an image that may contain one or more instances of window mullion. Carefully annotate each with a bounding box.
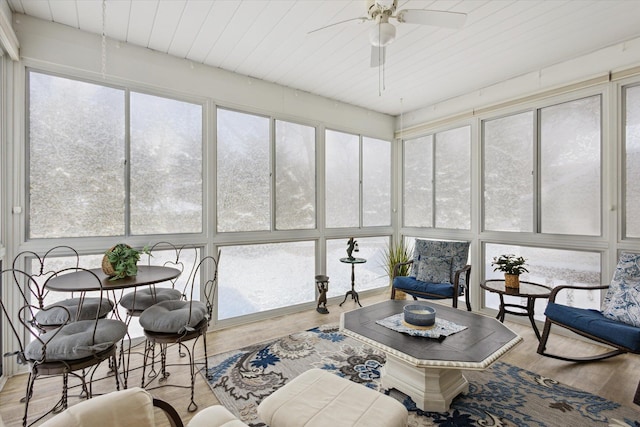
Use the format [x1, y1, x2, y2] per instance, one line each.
[432, 135, 437, 228]
[125, 89, 131, 236]
[534, 109, 541, 234]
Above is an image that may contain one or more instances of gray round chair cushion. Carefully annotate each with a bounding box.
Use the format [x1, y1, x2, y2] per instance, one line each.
[35, 297, 115, 327]
[119, 288, 182, 311]
[25, 318, 127, 361]
[139, 300, 208, 334]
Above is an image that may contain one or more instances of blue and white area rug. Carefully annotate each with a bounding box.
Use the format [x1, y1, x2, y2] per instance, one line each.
[202, 324, 640, 427]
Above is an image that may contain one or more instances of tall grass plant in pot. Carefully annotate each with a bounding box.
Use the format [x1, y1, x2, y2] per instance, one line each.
[382, 238, 412, 299]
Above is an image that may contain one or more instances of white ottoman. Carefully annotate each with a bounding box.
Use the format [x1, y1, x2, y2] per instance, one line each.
[257, 368, 408, 427]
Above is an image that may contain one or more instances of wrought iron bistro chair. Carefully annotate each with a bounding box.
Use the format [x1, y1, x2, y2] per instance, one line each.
[12, 246, 114, 331]
[139, 251, 221, 412]
[537, 252, 640, 363]
[118, 242, 196, 318]
[391, 239, 472, 311]
[0, 267, 127, 427]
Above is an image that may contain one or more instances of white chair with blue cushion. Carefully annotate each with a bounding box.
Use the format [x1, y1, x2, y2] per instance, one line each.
[139, 251, 220, 413]
[537, 252, 640, 362]
[0, 267, 127, 427]
[391, 239, 471, 311]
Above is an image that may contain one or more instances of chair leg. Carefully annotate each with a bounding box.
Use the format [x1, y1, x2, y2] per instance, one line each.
[465, 287, 471, 311]
[203, 330, 211, 379]
[537, 319, 626, 362]
[22, 372, 36, 427]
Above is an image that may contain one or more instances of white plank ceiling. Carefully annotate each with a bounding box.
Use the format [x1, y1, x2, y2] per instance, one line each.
[7, 0, 640, 116]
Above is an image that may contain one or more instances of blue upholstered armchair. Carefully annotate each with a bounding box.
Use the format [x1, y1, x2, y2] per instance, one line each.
[391, 239, 471, 311]
[537, 252, 640, 363]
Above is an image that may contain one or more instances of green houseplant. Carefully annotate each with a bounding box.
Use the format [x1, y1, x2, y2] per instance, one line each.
[381, 239, 412, 299]
[102, 244, 150, 280]
[491, 254, 528, 288]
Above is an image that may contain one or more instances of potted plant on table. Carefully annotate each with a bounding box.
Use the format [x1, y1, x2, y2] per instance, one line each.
[102, 244, 150, 281]
[491, 254, 528, 289]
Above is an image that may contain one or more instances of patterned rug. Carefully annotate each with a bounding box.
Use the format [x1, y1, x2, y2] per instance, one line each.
[201, 324, 640, 427]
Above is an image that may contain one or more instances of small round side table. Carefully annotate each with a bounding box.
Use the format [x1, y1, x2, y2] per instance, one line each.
[480, 279, 551, 340]
[339, 257, 366, 307]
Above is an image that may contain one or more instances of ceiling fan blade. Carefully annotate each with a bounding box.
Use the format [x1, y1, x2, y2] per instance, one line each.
[308, 16, 369, 35]
[396, 9, 467, 29]
[370, 45, 386, 68]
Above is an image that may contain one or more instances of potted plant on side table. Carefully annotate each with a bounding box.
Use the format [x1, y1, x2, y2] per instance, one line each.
[102, 243, 150, 281]
[491, 254, 528, 289]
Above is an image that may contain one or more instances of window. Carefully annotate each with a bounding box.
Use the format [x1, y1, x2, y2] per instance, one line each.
[482, 96, 601, 235]
[326, 236, 389, 298]
[275, 120, 316, 230]
[217, 241, 316, 320]
[363, 137, 391, 227]
[325, 130, 391, 228]
[403, 126, 471, 229]
[483, 112, 534, 232]
[624, 85, 640, 238]
[484, 244, 601, 320]
[217, 109, 270, 232]
[217, 109, 317, 232]
[28, 71, 203, 238]
[540, 97, 601, 235]
[130, 92, 203, 234]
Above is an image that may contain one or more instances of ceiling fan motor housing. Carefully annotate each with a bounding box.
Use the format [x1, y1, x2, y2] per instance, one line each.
[366, 0, 398, 20]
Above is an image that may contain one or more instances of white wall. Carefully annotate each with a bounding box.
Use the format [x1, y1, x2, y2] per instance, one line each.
[400, 35, 640, 134]
[12, 13, 395, 140]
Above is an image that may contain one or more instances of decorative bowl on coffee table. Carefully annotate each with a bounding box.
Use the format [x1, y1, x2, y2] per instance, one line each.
[403, 304, 436, 327]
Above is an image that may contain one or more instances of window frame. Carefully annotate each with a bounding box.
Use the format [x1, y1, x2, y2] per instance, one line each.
[324, 128, 392, 230]
[25, 68, 208, 241]
[402, 124, 472, 230]
[481, 94, 603, 237]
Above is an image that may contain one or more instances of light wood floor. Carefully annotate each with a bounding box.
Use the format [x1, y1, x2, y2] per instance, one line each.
[1, 291, 639, 426]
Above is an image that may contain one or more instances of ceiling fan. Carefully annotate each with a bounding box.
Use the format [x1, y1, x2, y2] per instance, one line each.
[309, 0, 467, 67]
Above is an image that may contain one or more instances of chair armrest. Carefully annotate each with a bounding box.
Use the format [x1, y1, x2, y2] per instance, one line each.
[393, 260, 414, 278]
[548, 284, 609, 303]
[453, 264, 471, 286]
[153, 398, 184, 427]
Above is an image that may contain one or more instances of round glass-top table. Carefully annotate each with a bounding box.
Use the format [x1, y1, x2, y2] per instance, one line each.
[480, 279, 551, 340]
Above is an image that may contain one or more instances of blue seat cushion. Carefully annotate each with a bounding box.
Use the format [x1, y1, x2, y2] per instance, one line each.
[544, 302, 640, 352]
[393, 276, 461, 299]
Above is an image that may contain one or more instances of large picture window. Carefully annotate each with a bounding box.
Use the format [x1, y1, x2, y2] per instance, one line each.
[403, 126, 471, 230]
[28, 71, 203, 238]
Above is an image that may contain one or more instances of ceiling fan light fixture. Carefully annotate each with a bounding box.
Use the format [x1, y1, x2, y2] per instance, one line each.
[369, 21, 396, 47]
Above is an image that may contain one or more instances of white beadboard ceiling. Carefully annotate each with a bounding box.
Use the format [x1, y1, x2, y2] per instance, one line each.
[7, 0, 640, 116]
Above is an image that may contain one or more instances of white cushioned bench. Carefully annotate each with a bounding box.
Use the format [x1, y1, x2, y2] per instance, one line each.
[257, 368, 408, 427]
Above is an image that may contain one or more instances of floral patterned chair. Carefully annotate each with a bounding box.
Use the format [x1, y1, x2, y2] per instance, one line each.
[537, 252, 640, 362]
[391, 239, 471, 311]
